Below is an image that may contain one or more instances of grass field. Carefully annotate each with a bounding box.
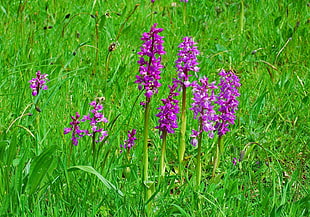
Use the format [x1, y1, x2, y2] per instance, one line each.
[0, 0, 309, 216]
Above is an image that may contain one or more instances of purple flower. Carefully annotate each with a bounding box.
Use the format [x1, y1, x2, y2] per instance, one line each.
[64, 112, 86, 146]
[175, 37, 199, 88]
[155, 83, 180, 138]
[190, 77, 218, 145]
[214, 69, 241, 136]
[82, 101, 108, 143]
[180, 0, 188, 2]
[232, 158, 238, 166]
[135, 23, 166, 102]
[232, 157, 241, 166]
[29, 70, 48, 96]
[120, 129, 137, 152]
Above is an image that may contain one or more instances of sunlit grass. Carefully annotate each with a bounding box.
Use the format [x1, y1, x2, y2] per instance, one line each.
[0, 0, 309, 216]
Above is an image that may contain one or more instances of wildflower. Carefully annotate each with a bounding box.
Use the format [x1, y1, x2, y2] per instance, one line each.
[29, 70, 48, 96]
[190, 76, 218, 145]
[64, 112, 86, 146]
[214, 69, 241, 136]
[232, 157, 241, 166]
[120, 129, 137, 152]
[174, 36, 199, 87]
[135, 23, 166, 103]
[180, 0, 188, 2]
[155, 83, 180, 138]
[82, 101, 108, 142]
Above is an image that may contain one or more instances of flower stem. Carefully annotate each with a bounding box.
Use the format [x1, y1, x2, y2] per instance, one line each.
[142, 99, 151, 209]
[212, 135, 223, 177]
[160, 130, 167, 181]
[182, 3, 187, 25]
[179, 85, 187, 165]
[92, 133, 96, 165]
[240, 0, 244, 34]
[196, 120, 203, 190]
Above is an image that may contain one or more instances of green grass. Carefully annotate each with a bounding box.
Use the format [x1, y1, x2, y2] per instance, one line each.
[0, 0, 309, 216]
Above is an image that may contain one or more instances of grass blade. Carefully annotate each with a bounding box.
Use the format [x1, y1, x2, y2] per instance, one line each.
[68, 165, 124, 197]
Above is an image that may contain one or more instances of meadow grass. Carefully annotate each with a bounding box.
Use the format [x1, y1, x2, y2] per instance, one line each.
[0, 0, 309, 216]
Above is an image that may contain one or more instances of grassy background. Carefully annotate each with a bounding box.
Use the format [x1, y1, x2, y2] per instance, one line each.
[0, 0, 309, 216]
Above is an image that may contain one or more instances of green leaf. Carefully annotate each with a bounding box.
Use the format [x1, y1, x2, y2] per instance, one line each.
[68, 165, 124, 197]
[171, 204, 191, 217]
[25, 145, 58, 195]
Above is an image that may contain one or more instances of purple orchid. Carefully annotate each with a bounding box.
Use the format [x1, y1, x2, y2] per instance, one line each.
[29, 70, 48, 96]
[190, 77, 218, 146]
[155, 83, 180, 138]
[120, 129, 137, 152]
[135, 23, 166, 104]
[214, 69, 241, 136]
[64, 112, 86, 146]
[174, 37, 200, 88]
[82, 101, 108, 143]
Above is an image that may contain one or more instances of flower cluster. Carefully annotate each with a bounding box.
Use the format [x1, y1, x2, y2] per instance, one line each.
[120, 129, 137, 152]
[189, 77, 218, 146]
[135, 23, 166, 101]
[82, 101, 109, 143]
[64, 100, 108, 145]
[29, 70, 48, 96]
[64, 112, 86, 146]
[214, 70, 241, 136]
[155, 83, 180, 137]
[175, 37, 200, 87]
[180, 0, 189, 2]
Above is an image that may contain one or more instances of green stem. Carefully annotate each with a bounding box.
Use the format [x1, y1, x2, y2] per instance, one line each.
[182, 3, 187, 25]
[179, 85, 187, 165]
[92, 133, 96, 165]
[212, 135, 223, 177]
[160, 130, 167, 181]
[142, 98, 152, 211]
[240, 0, 244, 34]
[196, 120, 203, 190]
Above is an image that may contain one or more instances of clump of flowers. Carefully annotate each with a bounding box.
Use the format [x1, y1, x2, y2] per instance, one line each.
[174, 36, 200, 87]
[120, 129, 137, 153]
[135, 23, 166, 103]
[155, 83, 180, 137]
[64, 100, 108, 145]
[29, 70, 48, 96]
[214, 69, 241, 136]
[82, 100, 108, 143]
[64, 112, 86, 146]
[189, 77, 218, 146]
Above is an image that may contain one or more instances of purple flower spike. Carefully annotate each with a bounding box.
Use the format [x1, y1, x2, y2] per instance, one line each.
[29, 70, 48, 96]
[175, 37, 200, 87]
[82, 101, 108, 143]
[135, 23, 166, 102]
[120, 129, 137, 152]
[190, 77, 218, 145]
[214, 69, 241, 136]
[180, 0, 188, 2]
[155, 83, 180, 138]
[64, 112, 86, 146]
